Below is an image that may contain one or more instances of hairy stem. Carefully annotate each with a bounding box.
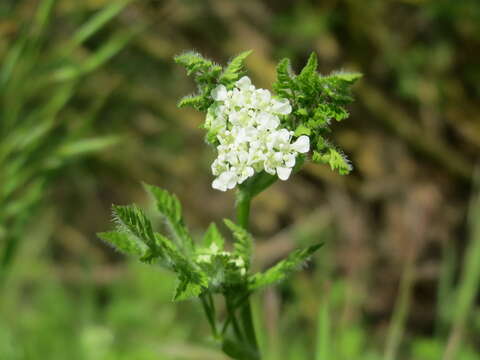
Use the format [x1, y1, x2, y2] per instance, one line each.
[201, 294, 218, 339]
[236, 189, 251, 229]
[235, 188, 260, 359]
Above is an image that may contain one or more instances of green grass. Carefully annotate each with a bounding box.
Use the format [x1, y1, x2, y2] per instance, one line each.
[0, 0, 135, 284]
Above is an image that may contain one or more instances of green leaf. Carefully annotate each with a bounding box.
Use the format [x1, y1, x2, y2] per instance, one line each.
[273, 58, 295, 98]
[174, 278, 204, 301]
[174, 51, 222, 111]
[249, 243, 322, 290]
[219, 50, 252, 85]
[312, 148, 352, 175]
[174, 51, 218, 75]
[203, 223, 225, 250]
[98, 231, 147, 257]
[224, 219, 253, 269]
[177, 94, 204, 109]
[330, 71, 362, 84]
[143, 183, 194, 251]
[153, 232, 208, 300]
[294, 124, 311, 137]
[297, 52, 319, 94]
[298, 52, 318, 80]
[112, 204, 156, 248]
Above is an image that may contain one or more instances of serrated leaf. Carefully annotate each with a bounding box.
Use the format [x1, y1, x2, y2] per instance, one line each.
[219, 50, 252, 85]
[143, 183, 194, 251]
[203, 222, 225, 250]
[330, 71, 362, 83]
[112, 204, 156, 248]
[273, 58, 295, 98]
[312, 148, 352, 175]
[294, 124, 311, 137]
[177, 94, 205, 109]
[299, 52, 318, 78]
[98, 231, 147, 257]
[174, 51, 216, 75]
[174, 278, 204, 301]
[153, 232, 208, 300]
[249, 243, 322, 290]
[175, 51, 222, 111]
[224, 219, 253, 269]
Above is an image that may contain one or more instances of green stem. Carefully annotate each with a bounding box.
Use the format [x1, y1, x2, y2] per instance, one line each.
[226, 295, 245, 342]
[236, 189, 251, 229]
[235, 188, 260, 359]
[240, 300, 259, 353]
[201, 294, 218, 339]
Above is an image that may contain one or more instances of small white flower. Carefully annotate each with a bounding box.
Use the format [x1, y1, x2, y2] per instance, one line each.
[231, 257, 245, 268]
[271, 98, 292, 115]
[207, 76, 310, 191]
[211, 85, 228, 101]
[209, 243, 220, 253]
[236, 76, 252, 90]
[197, 254, 212, 263]
[276, 167, 292, 181]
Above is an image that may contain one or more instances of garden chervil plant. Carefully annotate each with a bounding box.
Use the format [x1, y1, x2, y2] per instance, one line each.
[99, 50, 360, 360]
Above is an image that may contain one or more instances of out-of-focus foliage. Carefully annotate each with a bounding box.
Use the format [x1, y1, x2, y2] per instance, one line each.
[0, 0, 139, 282]
[1, 0, 480, 359]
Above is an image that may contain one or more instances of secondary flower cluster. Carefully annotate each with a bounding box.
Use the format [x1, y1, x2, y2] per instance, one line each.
[206, 76, 310, 191]
[196, 243, 246, 277]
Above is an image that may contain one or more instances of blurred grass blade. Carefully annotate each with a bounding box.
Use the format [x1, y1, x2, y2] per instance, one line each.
[53, 28, 141, 82]
[0, 35, 28, 87]
[315, 298, 331, 360]
[68, 0, 134, 50]
[443, 166, 480, 360]
[384, 253, 416, 360]
[55, 136, 120, 159]
[0, 83, 75, 162]
[435, 238, 456, 336]
[32, 0, 56, 36]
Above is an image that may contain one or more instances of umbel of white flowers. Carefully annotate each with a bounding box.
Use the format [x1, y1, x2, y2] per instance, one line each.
[207, 76, 310, 191]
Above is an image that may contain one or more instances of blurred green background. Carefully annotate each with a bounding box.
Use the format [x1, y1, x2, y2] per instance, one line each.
[1, 0, 480, 359]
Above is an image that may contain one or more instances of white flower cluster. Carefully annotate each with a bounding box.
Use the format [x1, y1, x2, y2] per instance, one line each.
[196, 243, 246, 276]
[206, 76, 310, 191]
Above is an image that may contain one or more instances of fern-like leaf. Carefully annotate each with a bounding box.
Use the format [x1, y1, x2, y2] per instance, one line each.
[249, 243, 322, 290]
[203, 222, 225, 250]
[312, 148, 352, 175]
[224, 219, 253, 269]
[98, 231, 148, 257]
[112, 204, 156, 248]
[144, 183, 194, 252]
[219, 50, 252, 85]
[273, 58, 295, 98]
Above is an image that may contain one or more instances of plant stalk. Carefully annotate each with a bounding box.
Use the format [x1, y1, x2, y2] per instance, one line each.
[235, 188, 260, 359]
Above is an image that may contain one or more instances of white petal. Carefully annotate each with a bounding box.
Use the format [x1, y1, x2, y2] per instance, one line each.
[212, 178, 227, 191]
[277, 128, 291, 143]
[276, 166, 292, 181]
[236, 76, 252, 90]
[197, 254, 211, 263]
[264, 163, 276, 175]
[272, 98, 292, 115]
[291, 136, 310, 153]
[256, 112, 279, 130]
[284, 154, 296, 168]
[212, 85, 228, 101]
